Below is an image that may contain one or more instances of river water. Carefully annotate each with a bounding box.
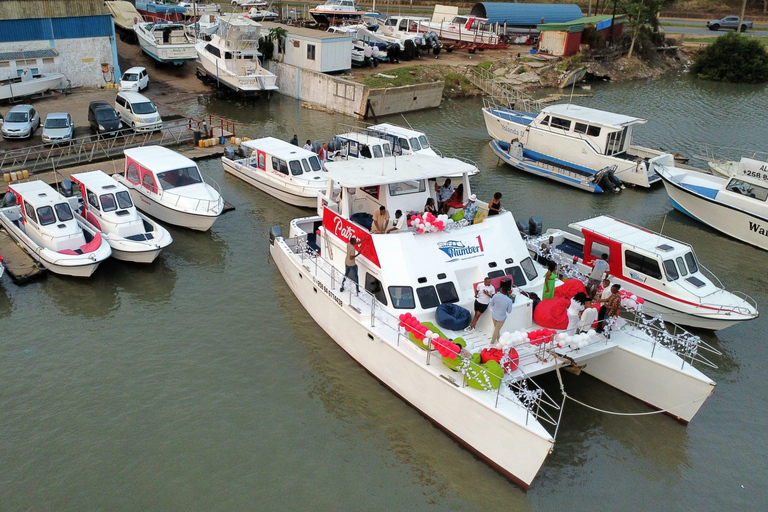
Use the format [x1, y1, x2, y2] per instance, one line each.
[1, 73, 766, 511]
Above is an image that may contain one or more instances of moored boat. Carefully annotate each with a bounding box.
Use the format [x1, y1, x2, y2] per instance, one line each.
[528, 215, 758, 330]
[134, 20, 197, 65]
[115, 146, 224, 231]
[656, 156, 768, 253]
[0, 181, 112, 277]
[69, 171, 173, 263]
[222, 137, 328, 208]
[268, 153, 719, 488]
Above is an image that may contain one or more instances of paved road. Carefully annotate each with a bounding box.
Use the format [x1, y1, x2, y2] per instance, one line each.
[661, 17, 768, 36]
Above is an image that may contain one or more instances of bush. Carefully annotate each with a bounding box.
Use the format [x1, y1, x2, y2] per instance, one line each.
[690, 32, 768, 83]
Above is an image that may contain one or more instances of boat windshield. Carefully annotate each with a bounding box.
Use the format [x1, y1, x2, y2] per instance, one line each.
[156, 166, 203, 189]
[372, 145, 382, 158]
[55, 202, 74, 222]
[684, 252, 699, 274]
[132, 102, 157, 115]
[116, 190, 133, 209]
[308, 155, 322, 171]
[45, 118, 69, 128]
[418, 135, 429, 148]
[409, 137, 421, 151]
[123, 73, 139, 81]
[100, 193, 118, 212]
[7, 112, 28, 122]
[382, 143, 392, 156]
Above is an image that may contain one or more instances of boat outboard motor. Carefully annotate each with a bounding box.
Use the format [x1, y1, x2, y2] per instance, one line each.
[387, 43, 401, 63]
[2, 191, 16, 208]
[528, 216, 542, 236]
[60, 179, 73, 198]
[516, 219, 529, 235]
[269, 225, 282, 246]
[223, 146, 235, 160]
[312, 141, 322, 153]
[402, 39, 415, 61]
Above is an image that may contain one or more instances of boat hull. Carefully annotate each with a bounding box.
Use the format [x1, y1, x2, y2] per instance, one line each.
[0, 73, 64, 101]
[76, 213, 173, 264]
[659, 171, 768, 252]
[195, 52, 278, 93]
[222, 157, 320, 208]
[269, 235, 554, 488]
[309, 10, 363, 25]
[136, 28, 197, 65]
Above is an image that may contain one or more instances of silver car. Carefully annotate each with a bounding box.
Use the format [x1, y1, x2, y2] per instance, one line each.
[1, 104, 40, 139]
[42, 112, 75, 144]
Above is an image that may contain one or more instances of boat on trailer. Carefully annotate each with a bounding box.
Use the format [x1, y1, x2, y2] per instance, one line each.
[134, 20, 197, 65]
[115, 146, 224, 231]
[527, 215, 758, 330]
[482, 102, 672, 188]
[222, 137, 329, 208]
[69, 170, 173, 263]
[0, 181, 112, 277]
[656, 156, 768, 253]
[0, 69, 64, 102]
[268, 153, 719, 488]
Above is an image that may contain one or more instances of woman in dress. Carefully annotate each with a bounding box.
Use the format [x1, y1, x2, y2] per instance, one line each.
[424, 197, 437, 215]
[542, 260, 557, 300]
[567, 292, 588, 331]
[488, 192, 502, 216]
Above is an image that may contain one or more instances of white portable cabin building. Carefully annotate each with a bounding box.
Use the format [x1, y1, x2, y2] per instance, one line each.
[261, 22, 352, 73]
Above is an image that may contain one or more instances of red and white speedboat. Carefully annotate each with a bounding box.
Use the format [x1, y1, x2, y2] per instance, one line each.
[0, 181, 111, 277]
[530, 215, 759, 330]
[269, 154, 718, 488]
[70, 170, 173, 263]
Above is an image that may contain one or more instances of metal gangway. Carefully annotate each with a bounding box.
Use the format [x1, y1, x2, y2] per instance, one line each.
[466, 65, 542, 113]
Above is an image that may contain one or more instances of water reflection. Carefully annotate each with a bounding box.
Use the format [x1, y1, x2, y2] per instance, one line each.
[0, 279, 13, 317]
[163, 226, 229, 271]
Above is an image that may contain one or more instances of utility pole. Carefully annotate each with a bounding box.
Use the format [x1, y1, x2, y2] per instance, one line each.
[609, 0, 619, 44]
[588, 0, 593, 17]
[738, 0, 748, 33]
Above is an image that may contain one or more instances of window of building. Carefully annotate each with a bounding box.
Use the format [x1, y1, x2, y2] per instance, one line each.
[416, 286, 439, 309]
[625, 250, 662, 280]
[388, 286, 415, 309]
[42, 58, 55, 65]
[435, 282, 458, 303]
[365, 273, 387, 305]
[0, 61, 10, 68]
[307, 44, 316, 61]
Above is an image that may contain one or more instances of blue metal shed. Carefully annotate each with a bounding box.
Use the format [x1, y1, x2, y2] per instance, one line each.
[470, 3, 583, 26]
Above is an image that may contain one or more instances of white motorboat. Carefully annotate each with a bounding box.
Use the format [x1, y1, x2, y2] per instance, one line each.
[709, 155, 768, 181]
[421, 15, 507, 47]
[0, 181, 112, 277]
[134, 20, 197, 65]
[176, 1, 220, 17]
[528, 215, 758, 330]
[243, 7, 278, 22]
[115, 146, 224, 231]
[328, 132, 393, 160]
[309, 0, 363, 25]
[482, 102, 670, 188]
[0, 69, 64, 102]
[195, 14, 278, 95]
[655, 155, 768, 252]
[222, 137, 329, 208]
[269, 153, 719, 488]
[69, 171, 173, 263]
[186, 13, 219, 36]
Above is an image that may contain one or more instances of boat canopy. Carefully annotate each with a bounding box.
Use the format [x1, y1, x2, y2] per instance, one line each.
[124, 146, 198, 174]
[243, 137, 319, 160]
[324, 154, 475, 188]
[569, 216, 693, 256]
[542, 104, 647, 129]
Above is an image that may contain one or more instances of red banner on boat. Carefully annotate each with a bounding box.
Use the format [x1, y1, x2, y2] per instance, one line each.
[322, 208, 380, 268]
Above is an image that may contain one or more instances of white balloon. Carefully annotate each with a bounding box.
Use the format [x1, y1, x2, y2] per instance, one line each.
[578, 339, 588, 348]
[556, 333, 566, 342]
[630, 294, 637, 301]
[587, 329, 597, 338]
[425, 330, 434, 338]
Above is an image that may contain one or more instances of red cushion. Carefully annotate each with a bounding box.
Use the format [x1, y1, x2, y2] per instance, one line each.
[80, 232, 102, 254]
[58, 249, 79, 255]
[554, 279, 587, 300]
[533, 297, 571, 329]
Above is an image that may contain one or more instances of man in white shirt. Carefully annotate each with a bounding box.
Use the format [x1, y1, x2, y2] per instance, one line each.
[466, 277, 496, 331]
[576, 299, 598, 334]
[587, 253, 610, 298]
[387, 210, 405, 233]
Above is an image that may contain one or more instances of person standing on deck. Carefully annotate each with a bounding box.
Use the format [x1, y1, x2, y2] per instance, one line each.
[490, 281, 514, 344]
[318, 143, 329, 163]
[542, 260, 557, 300]
[435, 178, 453, 214]
[340, 237, 361, 294]
[289, 134, 298, 146]
[597, 284, 622, 334]
[466, 276, 495, 332]
[588, 253, 610, 299]
[303, 140, 313, 151]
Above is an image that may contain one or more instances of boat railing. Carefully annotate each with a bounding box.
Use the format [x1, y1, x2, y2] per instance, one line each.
[468, 67, 542, 113]
[285, 233, 563, 432]
[156, 172, 224, 214]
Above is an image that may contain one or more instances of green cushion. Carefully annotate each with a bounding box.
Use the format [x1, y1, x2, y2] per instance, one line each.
[466, 360, 504, 390]
[441, 337, 466, 371]
[451, 210, 464, 221]
[408, 321, 445, 351]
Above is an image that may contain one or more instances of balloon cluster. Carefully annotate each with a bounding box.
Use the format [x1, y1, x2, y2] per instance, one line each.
[410, 212, 452, 234]
[494, 331, 524, 373]
[527, 328, 557, 345]
[497, 330, 528, 347]
[398, 313, 461, 359]
[619, 289, 645, 312]
[554, 330, 598, 350]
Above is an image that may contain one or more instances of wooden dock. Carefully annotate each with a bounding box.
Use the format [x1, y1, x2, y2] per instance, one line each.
[0, 228, 46, 283]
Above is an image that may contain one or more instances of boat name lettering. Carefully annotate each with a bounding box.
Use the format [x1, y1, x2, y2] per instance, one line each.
[628, 271, 647, 283]
[438, 236, 484, 261]
[334, 216, 355, 240]
[314, 277, 343, 307]
[501, 125, 521, 137]
[748, 221, 768, 237]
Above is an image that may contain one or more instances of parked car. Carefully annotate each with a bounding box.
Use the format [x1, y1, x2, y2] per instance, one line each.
[707, 16, 753, 32]
[114, 91, 162, 132]
[41, 112, 74, 144]
[88, 100, 123, 136]
[120, 66, 149, 92]
[1, 104, 40, 139]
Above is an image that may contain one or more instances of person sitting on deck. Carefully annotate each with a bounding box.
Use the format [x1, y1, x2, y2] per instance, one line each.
[435, 178, 453, 213]
[371, 206, 389, 234]
[424, 197, 437, 216]
[444, 184, 465, 212]
[387, 210, 405, 233]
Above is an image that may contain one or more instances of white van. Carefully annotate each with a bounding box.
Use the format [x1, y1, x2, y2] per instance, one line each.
[115, 91, 162, 132]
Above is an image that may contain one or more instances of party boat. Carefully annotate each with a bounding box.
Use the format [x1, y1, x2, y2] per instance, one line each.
[482, 103, 672, 188]
[0, 181, 112, 277]
[222, 137, 328, 208]
[134, 20, 197, 65]
[115, 146, 224, 231]
[528, 215, 758, 330]
[268, 153, 719, 488]
[69, 171, 173, 263]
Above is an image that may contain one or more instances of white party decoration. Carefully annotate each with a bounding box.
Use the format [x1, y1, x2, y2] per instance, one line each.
[587, 329, 597, 337]
[425, 330, 434, 338]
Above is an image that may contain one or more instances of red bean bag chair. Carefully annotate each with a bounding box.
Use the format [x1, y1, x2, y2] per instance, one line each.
[554, 279, 587, 300]
[533, 297, 570, 329]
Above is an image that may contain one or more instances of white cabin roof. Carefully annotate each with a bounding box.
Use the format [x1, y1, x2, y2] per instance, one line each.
[8, 181, 63, 207]
[220, 13, 262, 29]
[570, 216, 691, 255]
[542, 104, 647, 129]
[124, 146, 198, 173]
[367, 123, 425, 139]
[325, 154, 474, 187]
[242, 137, 319, 160]
[71, 170, 126, 192]
[336, 132, 390, 145]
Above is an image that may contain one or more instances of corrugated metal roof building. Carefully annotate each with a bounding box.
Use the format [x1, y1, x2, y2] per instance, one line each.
[470, 3, 583, 27]
[0, 0, 120, 88]
[536, 15, 626, 56]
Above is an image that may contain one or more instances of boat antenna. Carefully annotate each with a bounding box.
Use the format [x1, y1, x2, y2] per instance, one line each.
[659, 213, 667, 235]
[400, 114, 414, 130]
[568, 73, 577, 106]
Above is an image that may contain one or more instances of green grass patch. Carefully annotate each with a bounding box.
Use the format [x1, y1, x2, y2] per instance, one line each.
[361, 66, 426, 88]
[476, 60, 493, 70]
[686, 35, 768, 45]
[444, 72, 472, 88]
